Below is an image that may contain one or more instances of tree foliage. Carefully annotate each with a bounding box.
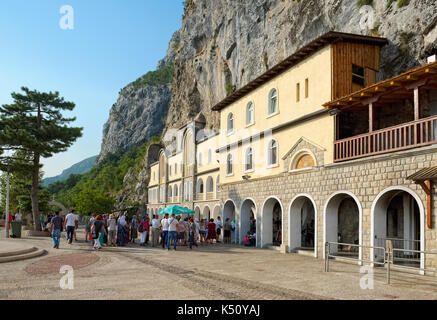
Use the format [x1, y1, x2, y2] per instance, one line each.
[0, 87, 82, 230]
[49, 137, 161, 216]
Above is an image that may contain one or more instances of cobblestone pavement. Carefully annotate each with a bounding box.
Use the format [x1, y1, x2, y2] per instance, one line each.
[1, 228, 437, 300]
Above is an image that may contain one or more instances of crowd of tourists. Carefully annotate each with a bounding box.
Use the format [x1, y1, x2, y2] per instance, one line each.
[45, 209, 246, 251]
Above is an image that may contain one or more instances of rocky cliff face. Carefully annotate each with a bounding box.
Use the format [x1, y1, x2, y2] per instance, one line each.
[97, 31, 180, 163]
[97, 83, 171, 162]
[165, 0, 437, 132]
[100, 0, 437, 206]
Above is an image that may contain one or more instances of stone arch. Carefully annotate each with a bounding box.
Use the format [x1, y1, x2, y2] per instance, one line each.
[288, 194, 318, 257]
[206, 176, 214, 193]
[240, 198, 257, 245]
[202, 206, 211, 221]
[323, 191, 363, 261]
[212, 205, 221, 221]
[261, 196, 284, 248]
[194, 206, 201, 220]
[49, 201, 68, 215]
[370, 186, 425, 271]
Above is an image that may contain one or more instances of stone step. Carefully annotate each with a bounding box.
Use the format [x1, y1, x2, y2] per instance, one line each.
[0, 248, 46, 263]
[294, 249, 316, 257]
[0, 246, 37, 258]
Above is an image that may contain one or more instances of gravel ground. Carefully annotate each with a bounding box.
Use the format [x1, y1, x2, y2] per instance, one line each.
[1, 227, 437, 300]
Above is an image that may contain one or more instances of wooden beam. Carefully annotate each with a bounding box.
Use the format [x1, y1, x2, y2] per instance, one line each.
[414, 87, 420, 120]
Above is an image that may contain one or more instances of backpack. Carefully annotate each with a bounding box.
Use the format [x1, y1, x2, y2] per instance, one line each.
[138, 221, 144, 233]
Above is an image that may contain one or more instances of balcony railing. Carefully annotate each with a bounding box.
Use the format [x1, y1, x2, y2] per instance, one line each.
[334, 115, 437, 162]
[206, 192, 214, 201]
[196, 193, 204, 201]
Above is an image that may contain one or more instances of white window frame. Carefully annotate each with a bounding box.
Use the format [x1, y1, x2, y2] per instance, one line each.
[267, 88, 279, 117]
[245, 147, 254, 173]
[227, 113, 235, 135]
[246, 101, 255, 126]
[267, 139, 279, 168]
[226, 153, 234, 176]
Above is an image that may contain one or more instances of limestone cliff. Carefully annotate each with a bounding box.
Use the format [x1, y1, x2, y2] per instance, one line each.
[165, 0, 437, 132]
[100, 0, 437, 207]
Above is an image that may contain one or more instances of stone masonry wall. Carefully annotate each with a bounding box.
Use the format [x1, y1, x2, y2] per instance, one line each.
[219, 145, 437, 271]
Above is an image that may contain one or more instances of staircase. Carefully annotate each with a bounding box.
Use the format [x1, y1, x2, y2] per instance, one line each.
[0, 247, 46, 263]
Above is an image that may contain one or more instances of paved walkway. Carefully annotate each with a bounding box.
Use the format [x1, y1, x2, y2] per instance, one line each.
[0, 227, 437, 300]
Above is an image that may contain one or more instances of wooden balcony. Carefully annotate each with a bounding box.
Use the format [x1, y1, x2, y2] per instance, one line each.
[334, 115, 437, 162]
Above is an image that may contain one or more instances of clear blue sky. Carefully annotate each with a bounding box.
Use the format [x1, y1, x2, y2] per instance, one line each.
[0, 0, 183, 178]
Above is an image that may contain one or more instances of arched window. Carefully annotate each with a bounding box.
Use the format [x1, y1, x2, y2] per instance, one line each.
[208, 149, 212, 164]
[197, 178, 204, 195]
[291, 152, 316, 170]
[206, 176, 214, 193]
[174, 184, 178, 197]
[168, 186, 172, 198]
[198, 152, 202, 166]
[227, 113, 234, 133]
[245, 147, 253, 171]
[226, 154, 233, 175]
[268, 140, 278, 166]
[159, 153, 166, 179]
[175, 163, 177, 175]
[246, 102, 254, 125]
[216, 175, 220, 193]
[268, 89, 278, 115]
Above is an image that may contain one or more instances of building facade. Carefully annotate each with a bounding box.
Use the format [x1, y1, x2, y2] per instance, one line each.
[145, 31, 437, 272]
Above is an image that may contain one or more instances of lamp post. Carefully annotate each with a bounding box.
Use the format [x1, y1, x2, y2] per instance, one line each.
[4, 165, 10, 238]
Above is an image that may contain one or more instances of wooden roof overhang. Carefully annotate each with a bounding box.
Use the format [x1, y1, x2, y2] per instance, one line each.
[212, 31, 388, 112]
[407, 167, 437, 229]
[323, 61, 437, 112]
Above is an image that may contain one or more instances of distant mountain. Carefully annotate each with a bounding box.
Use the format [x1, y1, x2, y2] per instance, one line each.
[42, 155, 98, 187]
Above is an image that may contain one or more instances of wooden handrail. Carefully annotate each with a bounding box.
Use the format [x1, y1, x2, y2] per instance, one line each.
[334, 115, 437, 162]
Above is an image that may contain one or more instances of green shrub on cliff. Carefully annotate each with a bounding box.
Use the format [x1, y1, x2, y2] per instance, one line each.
[129, 63, 174, 89]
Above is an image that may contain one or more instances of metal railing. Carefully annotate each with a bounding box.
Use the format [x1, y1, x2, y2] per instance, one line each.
[375, 237, 421, 265]
[325, 241, 437, 284]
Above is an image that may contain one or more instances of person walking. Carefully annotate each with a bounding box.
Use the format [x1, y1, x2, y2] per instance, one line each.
[176, 216, 186, 246]
[40, 215, 45, 231]
[84, 213, 92, 243]
[161, 214, 169, 249]
[167, 214, 178, 251]
[224, 218, 232, 244]
[49, 211, 63, 249]
[64, 210, 78, 244]
[199, 219, 206, 244]
[216, 216, 222, 243]
[151, 215, 160, 247]
[189, 218, 198, 250]
[231, 219, 236, 244]
[73, 210, 79, 242]
[91, 215, 107, 250]
[14, 212, 22, 222]
[206, 219, 217, 244]
[138, 216, 147, 246]
[131, 215, 138, 244]
[116, 214, 128, 246]
[107, 214, 117, 247]
[144, 217, 150, 246]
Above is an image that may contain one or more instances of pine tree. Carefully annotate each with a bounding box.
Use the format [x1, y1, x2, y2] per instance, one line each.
[0, 87, 82, 230]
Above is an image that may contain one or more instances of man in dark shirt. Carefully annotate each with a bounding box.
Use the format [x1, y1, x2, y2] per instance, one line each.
[49, 211, 63, 249]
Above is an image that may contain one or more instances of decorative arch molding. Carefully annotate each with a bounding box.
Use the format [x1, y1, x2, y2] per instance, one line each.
[288, 194, 318, 257]
[370, 186, 425, 272]
[49, 201, 68, 214]
[323, 191, 363, 262]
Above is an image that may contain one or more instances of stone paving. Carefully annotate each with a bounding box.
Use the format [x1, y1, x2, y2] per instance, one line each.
[0, 227, 437, 300]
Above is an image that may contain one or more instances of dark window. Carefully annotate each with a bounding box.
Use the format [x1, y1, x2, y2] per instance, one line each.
[352, 64, 365, 87]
